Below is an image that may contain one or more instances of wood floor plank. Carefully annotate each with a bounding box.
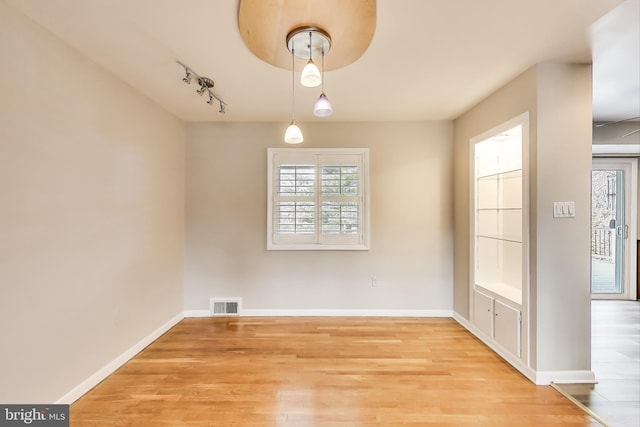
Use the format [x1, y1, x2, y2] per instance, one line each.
[71, 317, 599, 426]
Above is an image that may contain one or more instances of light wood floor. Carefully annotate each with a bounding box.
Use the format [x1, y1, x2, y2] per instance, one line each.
[72, 317, 600, 426]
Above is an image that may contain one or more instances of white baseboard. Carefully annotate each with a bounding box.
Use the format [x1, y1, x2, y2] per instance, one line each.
[184, 308, 452, 318]
[234, 309, 451, 317]
[451, 311, 472, 330]
[452, 311, 596, 385]
[55, 312, 184, 404]
[537, 370, 596, 385]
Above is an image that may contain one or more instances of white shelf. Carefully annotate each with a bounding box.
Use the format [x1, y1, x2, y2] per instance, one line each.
[475, 283, 522, 306]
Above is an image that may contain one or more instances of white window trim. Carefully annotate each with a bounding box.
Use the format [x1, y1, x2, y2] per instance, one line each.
[267, 147, 370, 250]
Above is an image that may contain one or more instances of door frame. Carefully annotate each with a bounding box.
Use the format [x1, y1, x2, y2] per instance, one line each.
[591, 157, 638, 300]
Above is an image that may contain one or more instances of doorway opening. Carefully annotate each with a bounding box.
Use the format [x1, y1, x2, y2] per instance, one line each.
[591, 158, 638, 300]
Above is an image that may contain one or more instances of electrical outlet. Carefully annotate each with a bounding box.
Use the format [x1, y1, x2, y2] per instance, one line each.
[371, 277, 378, 287]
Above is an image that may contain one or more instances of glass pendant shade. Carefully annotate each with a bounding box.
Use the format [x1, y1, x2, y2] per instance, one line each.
[284, 121, 304, 144]
[300, 60, 321, 87]
[313, 93, 333, 117]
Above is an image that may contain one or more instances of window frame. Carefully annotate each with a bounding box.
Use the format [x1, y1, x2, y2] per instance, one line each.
[267, 147, 370, 250]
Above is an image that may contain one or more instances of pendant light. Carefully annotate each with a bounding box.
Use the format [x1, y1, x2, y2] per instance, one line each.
[284, 47, 303, 144]
[300, 32, 321, 87]
[288, 27, 330, 90]
[313, 48, 333, 117]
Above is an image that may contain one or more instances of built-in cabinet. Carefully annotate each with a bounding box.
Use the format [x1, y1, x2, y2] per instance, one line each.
[470, 113, 528, 361]
[474, 289, 521, 357]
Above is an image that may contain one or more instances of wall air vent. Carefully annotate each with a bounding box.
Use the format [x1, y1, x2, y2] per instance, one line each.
[210, 298, 242, 316]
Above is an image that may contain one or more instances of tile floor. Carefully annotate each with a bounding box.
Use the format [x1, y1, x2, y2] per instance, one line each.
[560, 300, 639, 427]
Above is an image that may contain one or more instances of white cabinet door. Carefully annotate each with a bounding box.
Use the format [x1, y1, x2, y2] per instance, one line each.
[473, 290, 493, 337]
[494, 300, 521, 357]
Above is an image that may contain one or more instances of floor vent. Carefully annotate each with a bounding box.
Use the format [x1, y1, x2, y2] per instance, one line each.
[210, 298, 242, 316]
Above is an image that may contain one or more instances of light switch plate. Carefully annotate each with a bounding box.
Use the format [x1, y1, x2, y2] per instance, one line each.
[553, 202, 575, 218]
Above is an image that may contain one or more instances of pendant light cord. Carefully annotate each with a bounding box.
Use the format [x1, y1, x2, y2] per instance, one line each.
[291, 47, 295, 121]
[321, 48, 325, 94]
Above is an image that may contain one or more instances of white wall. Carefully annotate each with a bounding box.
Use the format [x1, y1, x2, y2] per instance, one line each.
[0, 2, 185, 403]
[185, 121, 453, 314]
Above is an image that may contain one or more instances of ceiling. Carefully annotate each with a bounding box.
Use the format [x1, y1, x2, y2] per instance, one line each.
[6, 0, 638, 123]
[591, 0, 640, 121]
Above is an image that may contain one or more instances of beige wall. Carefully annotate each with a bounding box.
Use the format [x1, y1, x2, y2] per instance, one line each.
[535, 63, 593, 371]
[453, 67, 538, 320]
[0, 2, 185, 403]
[454, 64, 594, 373]
[185, 121, 453, 312]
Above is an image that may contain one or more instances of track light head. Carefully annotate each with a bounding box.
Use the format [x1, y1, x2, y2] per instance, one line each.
[197, 85, 207, 96]
[207, 94, 215, 105]
[182, 70, 193, 84]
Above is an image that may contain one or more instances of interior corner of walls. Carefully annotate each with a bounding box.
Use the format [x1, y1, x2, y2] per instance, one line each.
[454, 313, 536, 384]
[55, 312, 183, 405]
[452, 311, 471, 327]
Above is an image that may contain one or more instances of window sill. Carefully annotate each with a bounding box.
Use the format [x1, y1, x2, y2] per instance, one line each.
[267, 243, 370, 251]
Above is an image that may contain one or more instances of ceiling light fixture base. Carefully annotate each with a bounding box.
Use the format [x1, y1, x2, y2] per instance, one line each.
[286, 26, 331, 60]
[197, 77, 215, 88]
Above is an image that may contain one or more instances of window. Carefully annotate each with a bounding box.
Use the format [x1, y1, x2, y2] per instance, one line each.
[267, 148, 369, 250]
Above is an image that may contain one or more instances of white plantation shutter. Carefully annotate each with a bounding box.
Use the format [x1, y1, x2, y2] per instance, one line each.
[268, 148, 369, 250]
[274, 162, 316, 243]
[318, 155, 362, 246]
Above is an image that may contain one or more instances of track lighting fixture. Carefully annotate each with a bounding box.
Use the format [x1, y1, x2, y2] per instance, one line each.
[177, 61, 227, 114]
